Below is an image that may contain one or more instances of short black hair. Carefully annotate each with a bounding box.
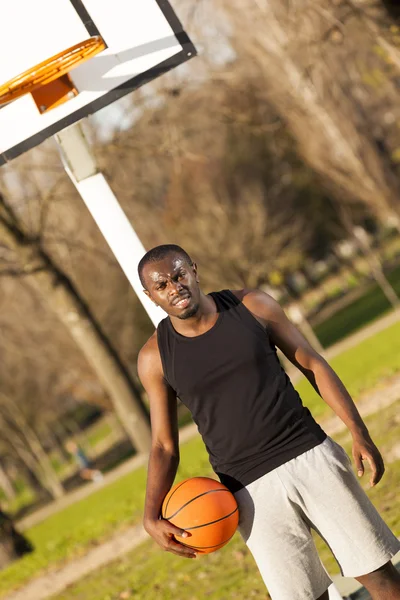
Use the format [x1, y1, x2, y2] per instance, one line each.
[138, 244, 193, 289]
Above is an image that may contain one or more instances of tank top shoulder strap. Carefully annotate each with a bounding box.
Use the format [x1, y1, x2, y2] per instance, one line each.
[156, 317, 175, 388]
[209, 289, 240, 311]
[157, 316, 167, 350]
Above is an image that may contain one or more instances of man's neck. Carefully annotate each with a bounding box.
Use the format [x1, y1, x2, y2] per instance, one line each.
[169, 292, 219, 337]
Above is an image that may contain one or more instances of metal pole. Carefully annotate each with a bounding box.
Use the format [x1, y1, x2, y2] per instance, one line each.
[55, 121, 164, 327]
[328, 583, 345, 599]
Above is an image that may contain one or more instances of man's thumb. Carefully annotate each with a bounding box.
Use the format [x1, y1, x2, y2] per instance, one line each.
[355, 454, 364, 477]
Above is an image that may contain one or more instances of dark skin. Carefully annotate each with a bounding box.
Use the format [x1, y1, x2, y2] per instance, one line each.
[138, 252, 399, 599]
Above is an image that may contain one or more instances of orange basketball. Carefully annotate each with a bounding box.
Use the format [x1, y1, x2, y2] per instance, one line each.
[161, 476, 239, 554]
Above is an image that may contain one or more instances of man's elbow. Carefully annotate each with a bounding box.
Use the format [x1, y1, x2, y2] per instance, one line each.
[295, 347, 327, 375]
[152, 440, 180, 461]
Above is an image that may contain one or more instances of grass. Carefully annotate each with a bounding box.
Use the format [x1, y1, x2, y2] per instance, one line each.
[0, 469, 148, 596]
[53, 534, 268, 600]
[1, 321, 400, 597]
[86, 421, 113, 449]
[52, 401, 400, 600]
[296, 318, 400, 421]
[314, 265, 400, 348]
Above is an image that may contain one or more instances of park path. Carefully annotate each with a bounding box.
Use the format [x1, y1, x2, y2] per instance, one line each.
[6, 371, 400, 600]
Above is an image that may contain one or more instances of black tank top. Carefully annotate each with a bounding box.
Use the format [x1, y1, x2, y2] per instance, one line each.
[157, 290, 326, 492]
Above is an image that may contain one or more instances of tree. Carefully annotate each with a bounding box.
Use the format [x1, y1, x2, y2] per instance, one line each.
[98, 71, 317, 290]
[0, 191, 152, 454]
[336, 202, 400, 307]
[0, 391, 64, 500]
[215, 0, 400, 225]
[0, 508, 33, 570]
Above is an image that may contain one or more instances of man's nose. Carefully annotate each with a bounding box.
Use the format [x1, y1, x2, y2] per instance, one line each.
[169, 279, 183, 292]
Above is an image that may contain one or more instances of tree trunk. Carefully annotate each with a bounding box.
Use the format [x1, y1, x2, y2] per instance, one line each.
[0, 510, 33, 569]
[50, 425, 71, 462]
[1, 424, 63, 500]
[0, 527, 18, 569]
[22, 466, 48, 500]
[1, 393, 65, 499]
[352, 232, 400, 309]
[0, 206, 151, 455]
[286, 303, 325, 353]
[336, 206, 400, 308]
[20, 426, 65, 500]
[0, 461, 16, 501]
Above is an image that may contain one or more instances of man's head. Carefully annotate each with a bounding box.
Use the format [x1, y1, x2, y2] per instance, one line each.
[138, 244, 201, 319]
[66, 440, 78, 453]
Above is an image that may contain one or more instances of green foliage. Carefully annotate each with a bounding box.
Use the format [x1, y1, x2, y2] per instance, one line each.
[361, 68, 387, 89]
[86, 421, 113, 449]
[4, 487, 36, 516]
[345, 274, 358, 288]
[391, 148, 400, 163]
[50, 455, 64, 473]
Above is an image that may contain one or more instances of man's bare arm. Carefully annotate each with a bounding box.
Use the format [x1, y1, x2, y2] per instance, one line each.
[241, 289, 385, 487]
[138, 335, 197, 558]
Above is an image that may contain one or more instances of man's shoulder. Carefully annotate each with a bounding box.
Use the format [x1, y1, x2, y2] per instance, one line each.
[137, 330, 166, 381]
[230, 288, 273, 304]
[138, 331, 159, 363]
[230, 289, 281, 322]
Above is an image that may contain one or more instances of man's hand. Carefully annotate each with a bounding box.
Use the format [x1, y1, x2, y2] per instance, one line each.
[352, 432, 385, 487]
[144, 518, 197, 559]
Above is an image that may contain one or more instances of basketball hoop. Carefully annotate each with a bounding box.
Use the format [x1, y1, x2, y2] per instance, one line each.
[0, 36, 105, 106]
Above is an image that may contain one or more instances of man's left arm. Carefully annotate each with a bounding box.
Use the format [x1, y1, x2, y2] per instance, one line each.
[242, 289, 385, 487]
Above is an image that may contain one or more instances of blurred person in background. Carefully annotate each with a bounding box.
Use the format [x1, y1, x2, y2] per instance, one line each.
[66, 440, 103, 483]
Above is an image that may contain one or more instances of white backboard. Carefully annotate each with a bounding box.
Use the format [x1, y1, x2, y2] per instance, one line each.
[0, 0, 196, 164]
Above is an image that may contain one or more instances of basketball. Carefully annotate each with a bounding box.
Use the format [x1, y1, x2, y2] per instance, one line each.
[161, 477, 239, 554]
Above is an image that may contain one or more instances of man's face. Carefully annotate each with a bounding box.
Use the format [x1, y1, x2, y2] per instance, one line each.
[143, 253, 201, 319]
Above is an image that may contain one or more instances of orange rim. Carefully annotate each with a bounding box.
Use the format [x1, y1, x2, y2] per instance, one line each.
[0, 36, 105, 105]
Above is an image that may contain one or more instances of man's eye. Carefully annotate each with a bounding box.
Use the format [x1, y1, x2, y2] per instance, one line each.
[178, 272, 185, 279]
[157, 283, 166, 290]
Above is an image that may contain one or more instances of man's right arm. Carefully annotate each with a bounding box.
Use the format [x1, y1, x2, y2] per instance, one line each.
[137, 335, 197, 559]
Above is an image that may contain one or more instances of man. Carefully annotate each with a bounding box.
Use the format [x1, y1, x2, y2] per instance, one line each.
[66, 440, 103, 483]
[137, 244, 400, 600]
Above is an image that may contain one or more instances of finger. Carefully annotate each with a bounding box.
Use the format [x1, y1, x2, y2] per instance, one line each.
[166, 539, 197, 558]
[366, 455, 378, 486]
[369, 455, 385, 486]
[168, 547, 197, 558]
[353, 452, 364, 477]
[161, 519, 191, 539]
[174, 528, 190, 539]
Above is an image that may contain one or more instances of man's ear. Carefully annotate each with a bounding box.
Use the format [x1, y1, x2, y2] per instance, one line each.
[143, 289, 158, 307]
[193, 262, 199, 283]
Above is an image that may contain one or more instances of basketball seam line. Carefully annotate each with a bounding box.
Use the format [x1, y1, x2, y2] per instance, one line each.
[164, 488, 231, 520]
[163, 479, 189, 518]
[179, 507, 238, 530]
[179, 530, 237, 550]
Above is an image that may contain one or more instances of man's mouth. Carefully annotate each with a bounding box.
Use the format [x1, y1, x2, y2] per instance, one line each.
[172, 294, 191, 308]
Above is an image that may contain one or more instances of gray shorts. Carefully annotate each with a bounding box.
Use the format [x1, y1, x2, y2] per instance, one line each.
[234, 437, 400, 600]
